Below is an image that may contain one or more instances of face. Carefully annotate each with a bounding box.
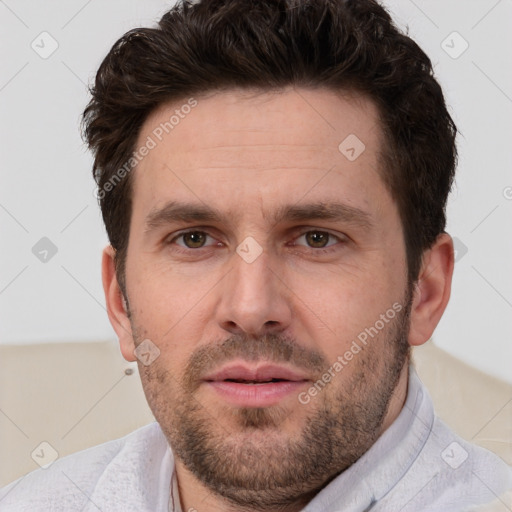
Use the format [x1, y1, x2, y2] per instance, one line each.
[118, 87, 413, 508]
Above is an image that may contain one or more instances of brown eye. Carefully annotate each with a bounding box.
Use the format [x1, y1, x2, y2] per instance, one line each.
[305, 231, 330, 248]
[181, 231, 208, 248]
[166, 229, 220, 255]
[291, 230, 345, 253]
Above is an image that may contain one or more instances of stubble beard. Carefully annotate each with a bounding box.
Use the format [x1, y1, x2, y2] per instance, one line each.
[134, 294, 412, 511]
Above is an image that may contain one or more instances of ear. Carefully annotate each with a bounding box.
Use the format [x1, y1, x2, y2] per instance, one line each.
[408, 232, 454, 347]
[101, 245, 136, 362]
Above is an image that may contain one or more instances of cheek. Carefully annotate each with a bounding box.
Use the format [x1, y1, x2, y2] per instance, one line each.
[136, 338, 190, 413]
[127, 256, 225, 377]
[294, 265, 385, 317]
[127, 287, 193, 375]
[290, 266, 402, 359]
[129, 264, 199, 330]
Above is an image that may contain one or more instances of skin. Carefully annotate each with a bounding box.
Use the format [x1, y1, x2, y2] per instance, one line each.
[102, 86, 454, 512]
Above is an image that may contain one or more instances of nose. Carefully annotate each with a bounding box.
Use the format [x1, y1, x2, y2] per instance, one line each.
[215, 246, 292, 337]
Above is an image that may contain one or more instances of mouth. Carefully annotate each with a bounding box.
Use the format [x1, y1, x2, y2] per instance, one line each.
[202, 363, 310, 407]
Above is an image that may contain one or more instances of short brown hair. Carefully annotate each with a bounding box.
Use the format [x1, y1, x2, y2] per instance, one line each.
[82, 0, 457, 299]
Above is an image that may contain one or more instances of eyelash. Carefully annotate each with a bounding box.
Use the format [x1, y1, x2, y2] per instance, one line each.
[166, 229, 346, 255]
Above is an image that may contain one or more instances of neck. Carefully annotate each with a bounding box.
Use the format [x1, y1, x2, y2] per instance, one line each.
[174, 462, 312, 512]
[379, 361, 410, 433]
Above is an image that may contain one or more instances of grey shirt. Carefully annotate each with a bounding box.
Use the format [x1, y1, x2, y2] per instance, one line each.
[1, 365, 511, 511]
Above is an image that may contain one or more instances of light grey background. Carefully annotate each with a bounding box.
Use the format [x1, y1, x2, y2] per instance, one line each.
[1, 0, 511, 383]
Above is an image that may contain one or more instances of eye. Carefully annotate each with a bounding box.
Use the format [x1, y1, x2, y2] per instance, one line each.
[168, 230, 218, 250]
[166, 228, 346, 255]
[291, 230, 345, 252]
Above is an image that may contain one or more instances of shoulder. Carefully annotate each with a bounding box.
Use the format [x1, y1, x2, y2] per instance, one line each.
[382, 416, 512, 511]
[429, 416, 512, 478]
[0, 422, 164, 512]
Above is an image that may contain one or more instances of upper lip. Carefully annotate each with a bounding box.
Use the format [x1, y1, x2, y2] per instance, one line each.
[202, 363, 310, 383]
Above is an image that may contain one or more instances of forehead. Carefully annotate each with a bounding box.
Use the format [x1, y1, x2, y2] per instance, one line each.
[130, 87, 389, 226]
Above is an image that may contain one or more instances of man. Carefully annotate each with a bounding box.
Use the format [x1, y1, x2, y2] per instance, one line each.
[1, 0, 510, 510]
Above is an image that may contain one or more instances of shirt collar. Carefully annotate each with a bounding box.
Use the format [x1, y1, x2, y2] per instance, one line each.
[168, 465, 182, 512]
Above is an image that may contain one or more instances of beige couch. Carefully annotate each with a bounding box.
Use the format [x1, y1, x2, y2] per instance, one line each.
[0, 340, 510, 489]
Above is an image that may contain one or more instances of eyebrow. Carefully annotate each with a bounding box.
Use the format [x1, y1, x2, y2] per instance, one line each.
[143, 200, 374, 235]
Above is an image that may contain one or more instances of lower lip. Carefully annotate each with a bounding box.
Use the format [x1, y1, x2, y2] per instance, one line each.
[205, 380, 308, 407]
